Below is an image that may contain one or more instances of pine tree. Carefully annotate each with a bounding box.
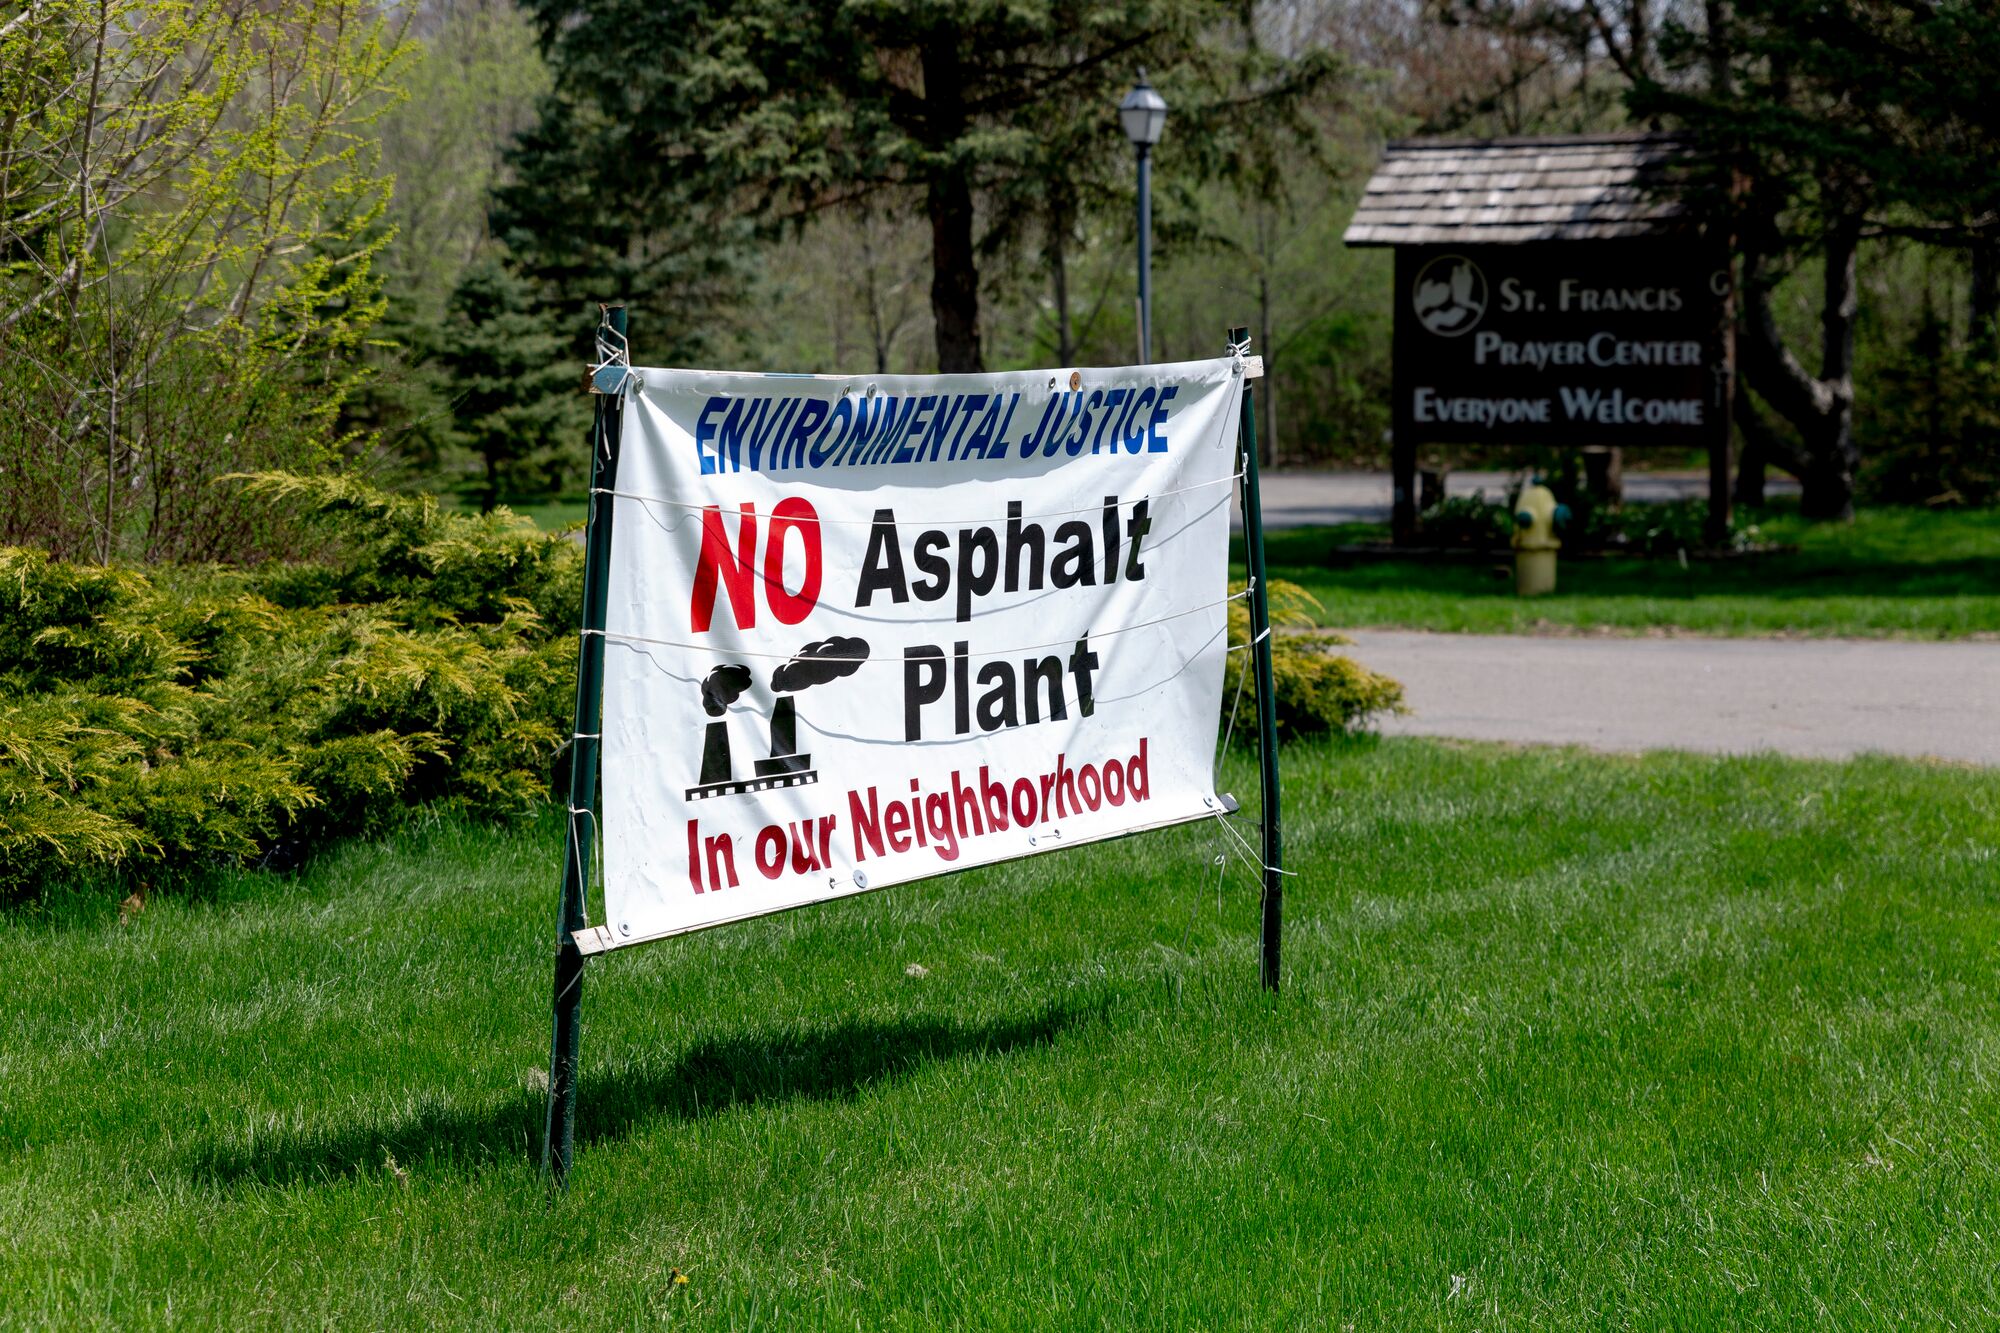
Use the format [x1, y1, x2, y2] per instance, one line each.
[495, 1, 1338, 373]
[436, 257, 584, 511]
[1637, 0, 2000, 518]
[1445, 0, 2000, 519]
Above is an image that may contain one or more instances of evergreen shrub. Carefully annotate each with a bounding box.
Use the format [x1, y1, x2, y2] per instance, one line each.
[0, 477, 580, 899]
[1857, 340, 2000, 508]
[1417, 492, 1512, 549]
[1223, 580, 1405, 743]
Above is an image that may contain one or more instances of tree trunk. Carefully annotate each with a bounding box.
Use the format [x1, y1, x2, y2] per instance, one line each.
[1797, 438, 1854, 519]
[1733, 383, 1810, 508]
[860, 223, 890, 374]
[1971, 239, 1999, 362]
[1581, 447, 1623, 506]
[1733, 386, 1768, 507]
[1049, 215, 1074, 364]
[922, 38, 983, 374]
[1738, 210, 1859, 522]
[1257, 258, 1276, 468]
[927, 172, 982, 373]
[1800, 215, 1860, 519]
[1734, 442, 1767, 506]
[1704, 0, 1731, 96]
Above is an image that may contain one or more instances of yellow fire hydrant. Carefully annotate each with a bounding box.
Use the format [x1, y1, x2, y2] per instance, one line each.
[1511, 482, 1568, 596]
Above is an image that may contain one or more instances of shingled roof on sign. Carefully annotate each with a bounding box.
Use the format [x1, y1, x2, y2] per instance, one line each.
[1343, 132, 1697, 247]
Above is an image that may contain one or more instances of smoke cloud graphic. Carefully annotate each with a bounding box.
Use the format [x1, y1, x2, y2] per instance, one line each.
[771, 637, 869, 694]
[699, 664, 754, 716]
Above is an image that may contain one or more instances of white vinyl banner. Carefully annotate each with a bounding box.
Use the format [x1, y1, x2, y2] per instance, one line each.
[582, 358, 1246, 953]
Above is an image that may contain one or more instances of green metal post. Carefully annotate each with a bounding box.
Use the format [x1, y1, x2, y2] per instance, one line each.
[1230, 326, 1284, 992]
[543, 304, 627, 1186]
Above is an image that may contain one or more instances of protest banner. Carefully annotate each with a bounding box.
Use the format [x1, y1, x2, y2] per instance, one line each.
[542, 309, 1280, 1183]
[583, 356, 1247, 948]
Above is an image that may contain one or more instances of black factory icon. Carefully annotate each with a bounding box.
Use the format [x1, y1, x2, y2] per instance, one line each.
[686, 637, 868, 801]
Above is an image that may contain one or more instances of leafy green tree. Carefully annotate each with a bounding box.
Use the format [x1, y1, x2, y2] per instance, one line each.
[435, 255, 582, 511]
[1856, 298, 2000, 508]
[0, 0, 411, 562]
[377, 0, 555, 327]
[1637, 0, 2000, 519]
[337, 0, 557, 490]
[497, 0, 1339, 373]
[1443, 0, 2000, 519]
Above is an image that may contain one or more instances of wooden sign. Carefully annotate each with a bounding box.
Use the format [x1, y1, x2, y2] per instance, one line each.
[1392, 241, 1728, 450]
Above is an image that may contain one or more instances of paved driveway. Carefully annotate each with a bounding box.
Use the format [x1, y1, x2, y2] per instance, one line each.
[1243, 469, 1798, 530]
[1341, 630, 2000, 766]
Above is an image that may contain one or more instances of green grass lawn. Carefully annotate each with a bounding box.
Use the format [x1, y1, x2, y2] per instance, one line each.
[501, 495, 591, 532]
[1252, 504, 2000, 638]
[440, 493, 592, 532]
[7, 738, 1999, 1327]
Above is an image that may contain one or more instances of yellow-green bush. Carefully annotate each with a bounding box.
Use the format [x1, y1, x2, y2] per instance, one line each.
[0, 479, 580, 898]
[1222, 580, 1404, 743]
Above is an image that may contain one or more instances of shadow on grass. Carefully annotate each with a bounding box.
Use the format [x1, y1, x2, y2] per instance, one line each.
[183, 1002, 1093, 1189]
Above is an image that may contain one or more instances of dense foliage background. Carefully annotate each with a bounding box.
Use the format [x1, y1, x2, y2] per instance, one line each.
[8, 0, 1996, 514]
[3, 0, 1997, 897]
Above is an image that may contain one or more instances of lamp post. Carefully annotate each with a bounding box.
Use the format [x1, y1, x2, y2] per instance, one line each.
[1119, 72, 1167, 362]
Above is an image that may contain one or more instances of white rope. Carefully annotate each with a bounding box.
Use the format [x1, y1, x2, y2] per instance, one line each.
[1211, 807, 1298, 878]
[591, 315, 629, 374]
[1179, 851, 1229, 953]
[559, 803, 601, 941]
[1215, 635, 1251, 768]
[590, 471, 1243, 528]
[583, 589, 1248, 662]
[1202, 822, 1268, 906]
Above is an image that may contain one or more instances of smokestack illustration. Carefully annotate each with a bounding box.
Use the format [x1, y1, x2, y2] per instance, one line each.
[754, 697, 810, 779]
[687, 664, 757, 800]
[697, 720, 732, 788]
[684, 641, 865, 800]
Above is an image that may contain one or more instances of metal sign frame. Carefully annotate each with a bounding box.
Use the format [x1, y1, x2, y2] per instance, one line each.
[540, 311, 1285, 1186]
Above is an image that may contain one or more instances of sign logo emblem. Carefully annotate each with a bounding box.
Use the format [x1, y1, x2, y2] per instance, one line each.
[1412, 255, 1488, 337]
